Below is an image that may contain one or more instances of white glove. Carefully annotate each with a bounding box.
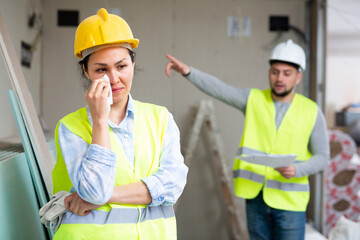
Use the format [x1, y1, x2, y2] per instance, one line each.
[39, 191, 70, 231]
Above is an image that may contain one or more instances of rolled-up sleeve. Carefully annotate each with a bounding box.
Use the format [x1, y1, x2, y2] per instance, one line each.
[141, 113, 188, 206]
[58, 122, 117, 205]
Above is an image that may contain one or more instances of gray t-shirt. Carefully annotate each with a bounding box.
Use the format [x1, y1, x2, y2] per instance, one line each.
[186, 67, 329, 177]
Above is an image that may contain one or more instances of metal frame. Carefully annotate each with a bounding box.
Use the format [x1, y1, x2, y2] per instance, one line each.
[305, 0, 327, 233]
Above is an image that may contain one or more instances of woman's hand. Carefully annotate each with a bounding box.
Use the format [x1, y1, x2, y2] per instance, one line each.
[275, 164, 296, 179]
[64, 192, 102, 216]
[85, 77, 110, 122]
[86, 77, 112, 149]
[165, 54, 191, 77]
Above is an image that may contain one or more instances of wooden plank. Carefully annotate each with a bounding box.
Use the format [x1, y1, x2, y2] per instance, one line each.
[0, 12, 54, 196]
[184, 100, 207, 166]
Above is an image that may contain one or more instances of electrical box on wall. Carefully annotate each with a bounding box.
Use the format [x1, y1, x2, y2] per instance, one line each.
[57, 10, 79, 27]
[269, 16, 289, 31]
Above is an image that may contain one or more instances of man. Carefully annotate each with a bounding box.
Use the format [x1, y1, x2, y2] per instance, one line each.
[165, 39, 329, 240]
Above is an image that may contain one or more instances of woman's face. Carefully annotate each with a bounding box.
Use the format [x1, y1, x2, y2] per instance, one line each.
[85, 47, 135, 105]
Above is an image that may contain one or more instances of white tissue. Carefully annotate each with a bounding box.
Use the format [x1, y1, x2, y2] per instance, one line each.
[103, 74, 113, 108]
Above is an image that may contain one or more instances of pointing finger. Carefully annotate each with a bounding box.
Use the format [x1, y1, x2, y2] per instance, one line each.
[165, 62, 174, 78]
[165, 54, 180, 64]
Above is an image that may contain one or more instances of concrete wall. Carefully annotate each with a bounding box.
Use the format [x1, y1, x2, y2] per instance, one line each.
[0, 0, 42, 140]
[41, 1, 306, 239]
[326, 0, 360, 128]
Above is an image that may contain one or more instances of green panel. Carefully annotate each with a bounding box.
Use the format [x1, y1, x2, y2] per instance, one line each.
[0, 153, 47, 240]
[7, 90, 49, 206]
[7, 88, 53, 238]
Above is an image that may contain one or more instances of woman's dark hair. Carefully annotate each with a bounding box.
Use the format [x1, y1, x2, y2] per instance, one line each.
[78, 48, 136, 90]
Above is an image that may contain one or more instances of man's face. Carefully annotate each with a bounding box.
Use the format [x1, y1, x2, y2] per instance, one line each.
[268, 62, 302, 98]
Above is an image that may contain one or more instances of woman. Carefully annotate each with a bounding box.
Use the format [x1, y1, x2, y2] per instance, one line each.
[51, 8, 188, 239]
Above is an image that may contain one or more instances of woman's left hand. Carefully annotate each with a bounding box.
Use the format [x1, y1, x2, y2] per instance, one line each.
[275, 164, 296, 179]
[64, 192, 102, 216]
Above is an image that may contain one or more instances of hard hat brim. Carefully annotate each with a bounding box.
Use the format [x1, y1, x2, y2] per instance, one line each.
[75, 39, 139, 58]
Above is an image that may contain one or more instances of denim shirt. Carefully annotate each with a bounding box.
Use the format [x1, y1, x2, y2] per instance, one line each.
[57, 95, 188, 206]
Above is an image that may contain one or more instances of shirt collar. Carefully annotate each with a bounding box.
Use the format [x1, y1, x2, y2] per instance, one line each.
[127, 94, 135, 116]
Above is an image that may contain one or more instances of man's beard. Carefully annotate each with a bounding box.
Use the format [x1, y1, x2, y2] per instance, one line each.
[271, 87, 293, 97]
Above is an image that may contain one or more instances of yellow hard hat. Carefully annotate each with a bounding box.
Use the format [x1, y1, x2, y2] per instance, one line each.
[74, 8, 139, 58]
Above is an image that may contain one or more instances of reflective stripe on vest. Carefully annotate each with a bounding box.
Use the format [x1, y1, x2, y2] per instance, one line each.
[266, 180, 309, 192]
[233, 163, 310, 191]
[233, 89, 317, 211]
[236, 146, 265, 156]
[233, 169, 264, 184]
[52, 100, 176, 240]
[62, 205, 175, 225]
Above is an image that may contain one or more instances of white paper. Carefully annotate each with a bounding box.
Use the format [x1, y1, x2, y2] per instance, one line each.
[241, 16, 251, 37]
[238, 154, 297, 168]
[103, 74, 113, 108]
[227, 16, 239, 37]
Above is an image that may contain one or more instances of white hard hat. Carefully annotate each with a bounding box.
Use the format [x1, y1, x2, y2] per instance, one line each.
[269, 39, 306, 71]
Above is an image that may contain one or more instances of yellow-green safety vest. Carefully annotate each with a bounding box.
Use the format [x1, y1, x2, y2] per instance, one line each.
[52, 100, 176, 240]
[233, 89, 317, 211]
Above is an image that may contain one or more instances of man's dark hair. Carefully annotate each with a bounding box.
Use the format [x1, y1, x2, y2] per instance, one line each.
[269, 60, 301, 72]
